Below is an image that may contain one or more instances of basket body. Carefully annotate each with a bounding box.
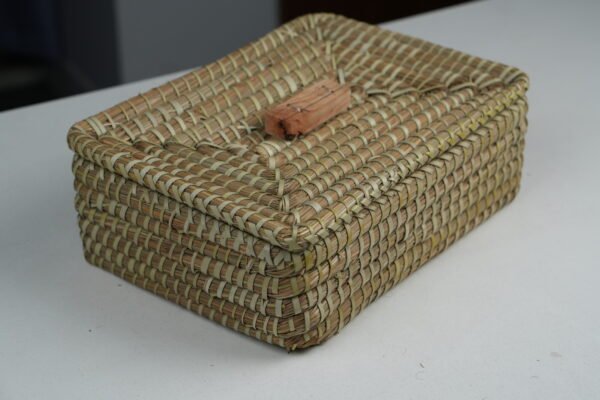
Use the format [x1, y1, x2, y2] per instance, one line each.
[68, 14, 529, 350]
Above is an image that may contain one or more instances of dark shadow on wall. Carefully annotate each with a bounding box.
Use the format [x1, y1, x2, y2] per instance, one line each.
[280, 0, 472, 24]
[0, 0, 119, 111]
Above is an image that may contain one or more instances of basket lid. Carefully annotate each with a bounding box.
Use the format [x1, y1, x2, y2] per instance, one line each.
[68, 13, 528, 252]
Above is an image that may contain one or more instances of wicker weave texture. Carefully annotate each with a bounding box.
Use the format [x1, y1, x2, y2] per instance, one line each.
[67, 14, 528, 350]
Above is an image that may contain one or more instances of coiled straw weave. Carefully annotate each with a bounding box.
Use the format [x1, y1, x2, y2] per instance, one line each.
[67, 14, 529, 350]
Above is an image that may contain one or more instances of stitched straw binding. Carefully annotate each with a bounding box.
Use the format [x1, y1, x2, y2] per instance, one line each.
[67, 14, 529, 350]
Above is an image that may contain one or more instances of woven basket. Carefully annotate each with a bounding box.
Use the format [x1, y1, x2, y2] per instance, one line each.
[67, 14, 529, 350]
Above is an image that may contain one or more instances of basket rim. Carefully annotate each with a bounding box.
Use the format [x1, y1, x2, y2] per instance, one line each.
[67, 13, 529, 252]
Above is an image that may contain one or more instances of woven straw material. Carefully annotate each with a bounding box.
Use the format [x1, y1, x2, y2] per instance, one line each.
[67, 14, 529, 350]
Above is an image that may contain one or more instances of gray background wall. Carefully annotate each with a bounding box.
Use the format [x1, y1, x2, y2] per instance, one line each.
[114, 0, 279, 82]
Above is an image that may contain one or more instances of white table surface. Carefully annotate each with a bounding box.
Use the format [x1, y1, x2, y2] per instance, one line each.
[1, 0, 599, 398]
